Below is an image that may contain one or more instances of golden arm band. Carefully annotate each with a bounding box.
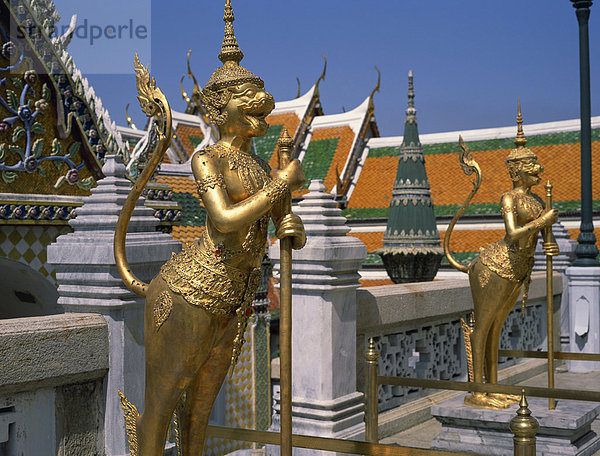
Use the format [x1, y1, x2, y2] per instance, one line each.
[263, 178, 289, 205]
[196, 173, 227, 194]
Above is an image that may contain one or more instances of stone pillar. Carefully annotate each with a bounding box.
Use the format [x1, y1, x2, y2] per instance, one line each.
[565, 266, 600, 372]
[268, 180, 367, 456]
[47, 155, 180, 455]
[533, 222, 576, 350]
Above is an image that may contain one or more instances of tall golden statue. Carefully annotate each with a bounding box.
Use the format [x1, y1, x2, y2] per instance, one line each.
[113, 1, 306, 454]
[444, 102, 558, 409]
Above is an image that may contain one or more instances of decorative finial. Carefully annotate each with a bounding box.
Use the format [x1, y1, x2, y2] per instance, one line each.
[296, 77, 301, 98]
[369, 66, 381, 101]
[277, 128, 294, 168]
[314, 54, 327, 97]
[509, 390, 540, 452]
[180, 76, 190, 103]
[514, 98, 527, 148]
[218, 0, 244, 65]
[277, 128, 294, 149]
[406, 70, 416, 118]
[186, 49, 201, 98]
[125, 103, 137, 129]
[518, 389, 528, 411]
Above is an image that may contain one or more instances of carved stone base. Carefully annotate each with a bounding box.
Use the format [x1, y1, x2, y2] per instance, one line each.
[431, 394, 600, 455]
[266, 392, 365, 456]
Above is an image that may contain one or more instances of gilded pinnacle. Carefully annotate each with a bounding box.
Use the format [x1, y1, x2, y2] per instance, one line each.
[204, 0, 263, 92]
[218, 0, 244, 64]
[506, 100, 536, 162]
[514, 98, 527, 148]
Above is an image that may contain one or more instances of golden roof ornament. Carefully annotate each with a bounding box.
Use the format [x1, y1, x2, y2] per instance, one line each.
[506, 99, 537, 163]
[204, 0, 264, 92]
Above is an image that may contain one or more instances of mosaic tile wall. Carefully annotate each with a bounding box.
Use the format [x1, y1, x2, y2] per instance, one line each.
[0, 225, 72, 286]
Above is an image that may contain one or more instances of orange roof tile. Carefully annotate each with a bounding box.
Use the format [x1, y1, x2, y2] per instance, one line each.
[265, 112, 301, 169]
[175, 124, 205, 159]
[171, 225, 205, 244]
[349, 232, 384, 253]
[359, 279, 394, 287]
[155, 175, 197, 194]
[349, 137, 600, 212]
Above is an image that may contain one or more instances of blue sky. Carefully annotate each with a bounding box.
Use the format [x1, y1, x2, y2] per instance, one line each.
[57, 0, 599, 137]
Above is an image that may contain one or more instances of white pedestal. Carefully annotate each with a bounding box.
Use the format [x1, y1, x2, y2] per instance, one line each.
[268, 180, 367, 456]
[565, 266, 600, 373]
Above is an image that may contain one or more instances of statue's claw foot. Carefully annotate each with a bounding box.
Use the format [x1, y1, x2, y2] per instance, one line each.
[464, 392, 511, 409]
[490, 393, 520, 404]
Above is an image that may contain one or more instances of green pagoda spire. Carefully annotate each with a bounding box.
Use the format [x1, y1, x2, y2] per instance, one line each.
[377, 70, 443, 283]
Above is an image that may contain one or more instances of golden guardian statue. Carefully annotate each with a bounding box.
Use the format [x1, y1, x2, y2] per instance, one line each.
[113, 1, 306, 454]
[444, 102, 558, 409]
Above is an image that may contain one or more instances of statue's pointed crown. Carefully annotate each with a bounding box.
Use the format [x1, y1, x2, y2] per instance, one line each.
[506, 99, 537, 162]
[204, 0, 264, 92]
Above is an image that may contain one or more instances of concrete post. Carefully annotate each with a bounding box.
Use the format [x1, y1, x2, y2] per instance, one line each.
[565, 266, 600, 372]
[268, 180, 367, 455]
[47, 155, 180, 455]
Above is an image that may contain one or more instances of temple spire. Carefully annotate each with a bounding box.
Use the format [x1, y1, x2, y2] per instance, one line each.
[402, 70, 420, 148]
[377, 70, 442, 283]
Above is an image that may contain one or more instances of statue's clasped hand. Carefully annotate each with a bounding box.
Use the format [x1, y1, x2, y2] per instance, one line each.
[543, 241, 559, 256]
[542, 208, 559, 226]
[271, 159, 306, 192]
[276, 213, 306, 250]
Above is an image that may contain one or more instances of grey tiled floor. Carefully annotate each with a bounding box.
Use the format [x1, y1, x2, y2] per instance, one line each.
[381, 368, 600, 454]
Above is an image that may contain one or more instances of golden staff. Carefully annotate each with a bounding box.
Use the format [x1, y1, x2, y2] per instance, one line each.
[545, 180, 557, 410]
[277, 128, 294, 456]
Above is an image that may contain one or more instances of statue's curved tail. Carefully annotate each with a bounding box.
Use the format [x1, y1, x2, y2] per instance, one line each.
[114, 53, 173, 297]
[443, 136, 482, 273]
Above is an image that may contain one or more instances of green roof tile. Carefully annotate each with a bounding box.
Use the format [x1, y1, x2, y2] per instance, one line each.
[301, 137, 340, 188]
[253, 124, 283, 162]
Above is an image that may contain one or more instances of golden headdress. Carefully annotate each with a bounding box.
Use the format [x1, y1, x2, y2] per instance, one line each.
[506, 99, 537, 163]
[204, 0, 264, 92]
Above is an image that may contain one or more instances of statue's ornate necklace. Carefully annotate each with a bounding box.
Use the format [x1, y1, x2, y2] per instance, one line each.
[204, 143, 270, 260]
[211, 142, 270, 194]
[516, 192, 543, 222]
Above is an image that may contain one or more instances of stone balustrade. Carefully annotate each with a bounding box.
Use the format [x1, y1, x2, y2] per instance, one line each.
[356, 270, 562, 412]
[0, 313, 108, 455]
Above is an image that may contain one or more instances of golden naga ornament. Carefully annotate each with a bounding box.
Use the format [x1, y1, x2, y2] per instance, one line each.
[444, 101, 559, 409]
[113, 1, 306, 454]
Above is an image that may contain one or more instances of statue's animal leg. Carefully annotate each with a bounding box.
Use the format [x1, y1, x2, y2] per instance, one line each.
[468, 261, 496, 385]
[180, 315, 237, 456]
[484, 283, 522, 384]
[137, 277, 216, 456]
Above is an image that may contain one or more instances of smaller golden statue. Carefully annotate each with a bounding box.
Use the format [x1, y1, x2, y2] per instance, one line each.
[114, 1, 306, 454]
[444, 102, 559, 409]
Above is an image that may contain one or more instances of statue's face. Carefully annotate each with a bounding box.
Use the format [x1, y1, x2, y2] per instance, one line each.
[220, 83, 275, 138]
[515, 157, 543, 187]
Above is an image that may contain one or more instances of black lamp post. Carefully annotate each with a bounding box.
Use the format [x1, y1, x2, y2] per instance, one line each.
[571, 0, 599, 266]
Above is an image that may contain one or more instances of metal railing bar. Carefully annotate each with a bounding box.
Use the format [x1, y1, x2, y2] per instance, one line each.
[377, 377, 600, 402]
[498, 350, 600, 361]
[206, 425, 483, 456]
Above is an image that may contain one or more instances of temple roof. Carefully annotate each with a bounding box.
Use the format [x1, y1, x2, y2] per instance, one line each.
[346, 115, 600, 274]
[294, 94, 378, 198]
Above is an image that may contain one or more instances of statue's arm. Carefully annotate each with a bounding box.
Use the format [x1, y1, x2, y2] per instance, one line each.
[192, 151, 289, 234]
[501, 193, 556, 240]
